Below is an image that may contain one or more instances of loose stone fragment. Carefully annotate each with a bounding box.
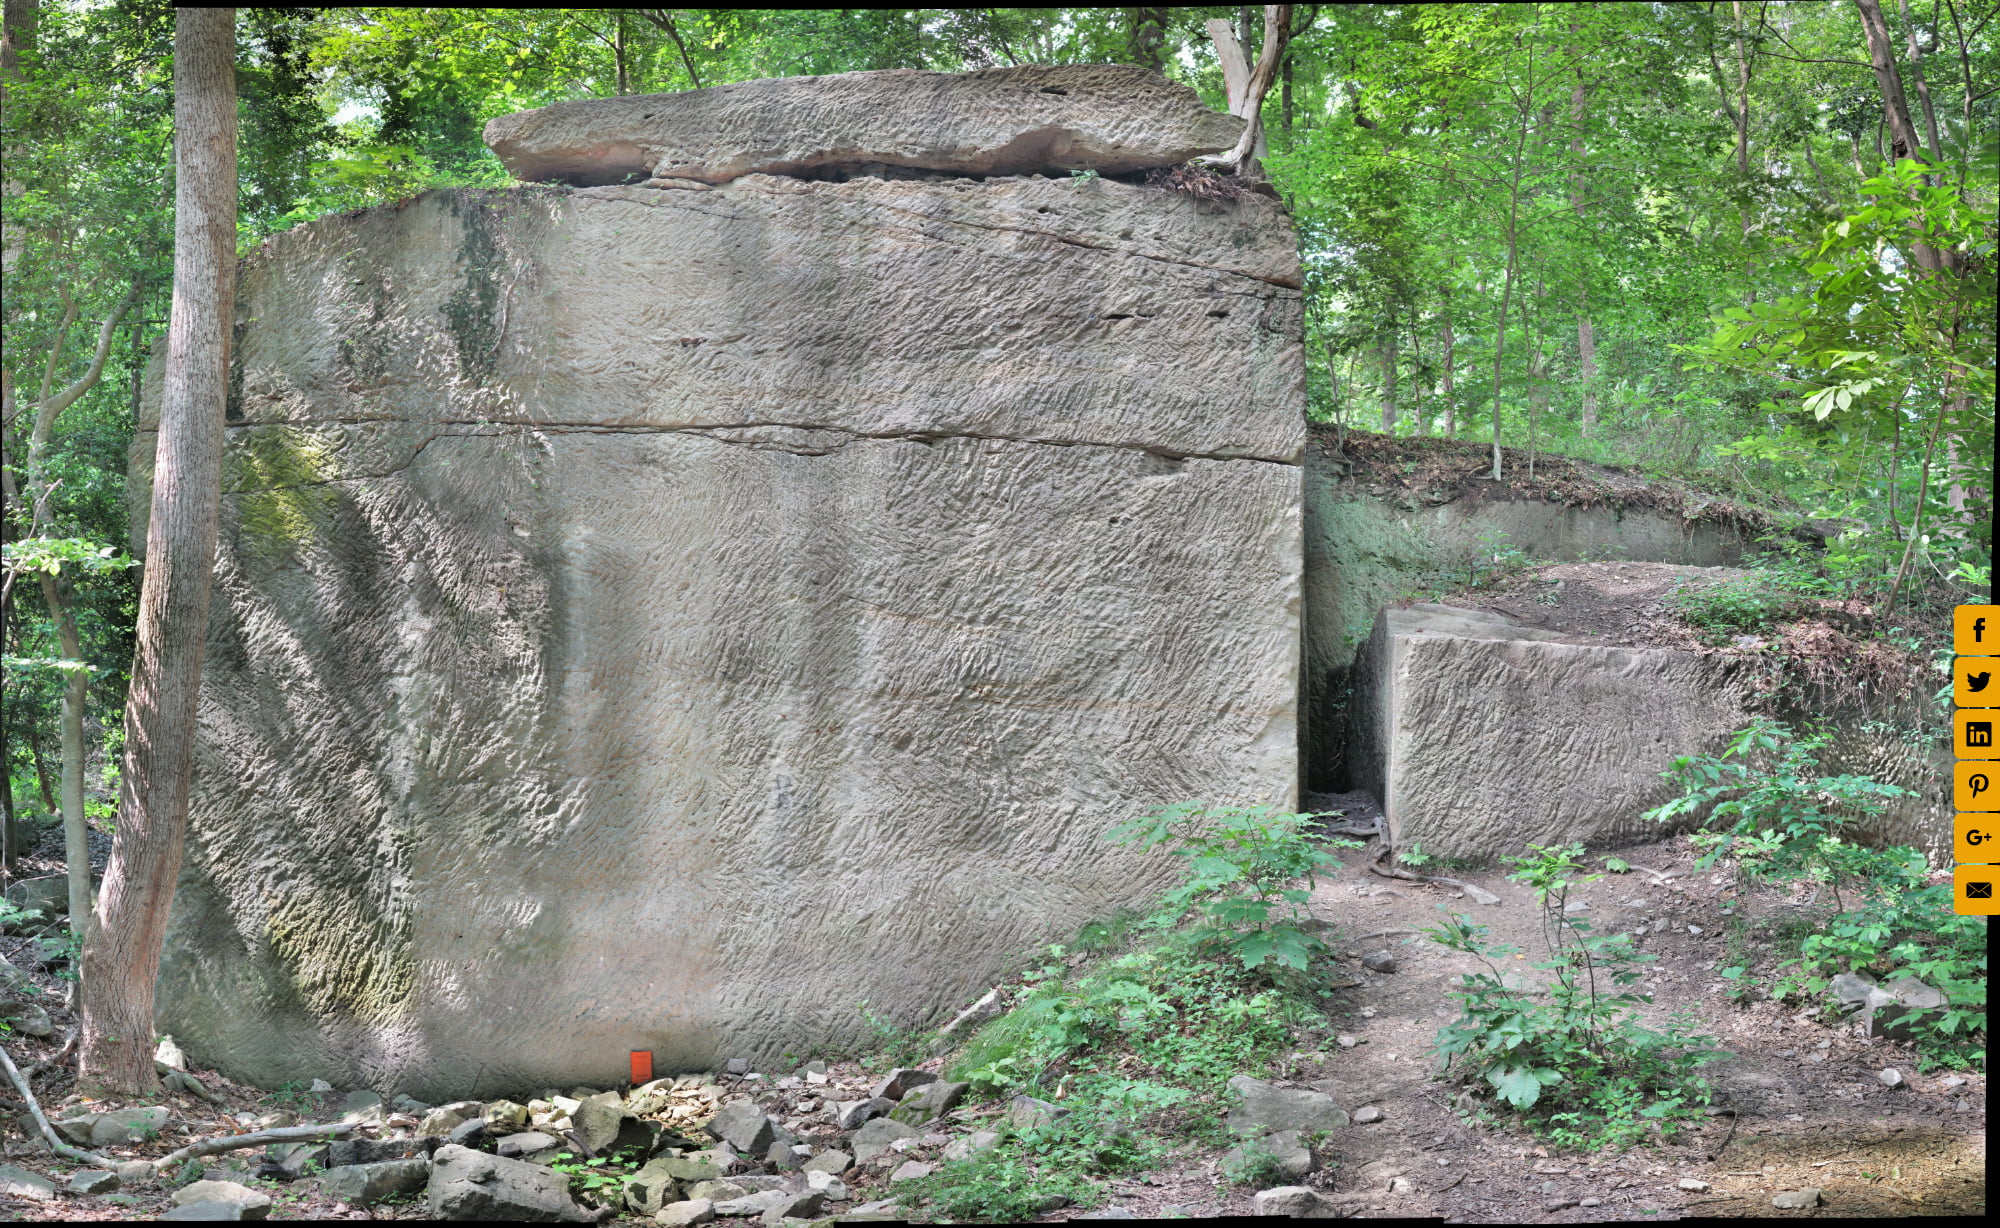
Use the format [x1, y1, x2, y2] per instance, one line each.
[171, 1180, 273, 1219]
[69, 1168, 122, 1195]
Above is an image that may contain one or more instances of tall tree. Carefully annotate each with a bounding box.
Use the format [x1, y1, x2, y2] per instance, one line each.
[79, 4, 236, 1095]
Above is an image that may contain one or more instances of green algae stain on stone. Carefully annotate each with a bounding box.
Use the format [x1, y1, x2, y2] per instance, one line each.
[263, 889, 417, 1027]
[225, 426, 342, 566]
[442, 190, 507, 386]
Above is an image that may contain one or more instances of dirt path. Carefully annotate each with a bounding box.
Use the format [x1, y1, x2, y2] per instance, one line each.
[1253, 810, 1985, 1222]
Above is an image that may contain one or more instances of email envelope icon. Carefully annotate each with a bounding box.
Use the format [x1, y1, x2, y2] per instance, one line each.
[1968, 881, 1995, 899]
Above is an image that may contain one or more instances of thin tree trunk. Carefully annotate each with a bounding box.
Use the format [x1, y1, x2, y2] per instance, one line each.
[12, 271, 136, 939]
[1569, 34, 1597, 439]
[1281, 40, 1296, 144]
[615, 10, 628, 97]
[1855, 0, 1926, 166]
[1893, 0, 1942, 160]
[1379, 324, 1398, 435]
[1441, 315, 1456, 439]
[1126, 7, 1168, 73]
[79, 5, 236, 1096]
[38, 570, 91, 936]
[1204, 7, 1290, 177]
[1489, 79, 1532, 481]
[24, 723, 57, 814]
[1883, 378, 1955, 615]
[1, 760, 17, 871]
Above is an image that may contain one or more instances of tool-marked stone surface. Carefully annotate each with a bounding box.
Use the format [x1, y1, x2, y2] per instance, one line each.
[136, 78, 1302, 1099]
[1347, 604, 1758, 861]
[484, 64, 1243, 186]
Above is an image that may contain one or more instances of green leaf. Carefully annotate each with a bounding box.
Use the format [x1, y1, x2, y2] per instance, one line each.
[1487, 1064, 1555, 1109]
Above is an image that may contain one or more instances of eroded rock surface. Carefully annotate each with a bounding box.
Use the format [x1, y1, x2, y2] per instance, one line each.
[135, 70, 1302, 1098]
[1346, 604, 1758, 860]
[484, 64, 1243, 186]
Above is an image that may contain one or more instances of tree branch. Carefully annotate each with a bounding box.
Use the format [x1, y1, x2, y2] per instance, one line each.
[635, 9, 701, 90]
[0, 1040, 117, 1168]
[40, 283, 142, 422]
[153, 1122, 357, 1174]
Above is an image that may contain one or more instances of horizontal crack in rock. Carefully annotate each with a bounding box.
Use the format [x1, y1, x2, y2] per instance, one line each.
[213, 418, 1299, 491]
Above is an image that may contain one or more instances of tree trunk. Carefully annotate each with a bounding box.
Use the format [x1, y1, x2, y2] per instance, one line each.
[13, 271, 137, 942]
[1855, 0, 1925, 165]
[1894, 0, 1944, 161]
[1577, 309, 1597, 438]
[23, 723, 56, 814]
[1203, 7, 1290, 177]
[38, 570, 91, 937]
[1441, 315, 1455, 439]
[79, 5, 236, 1097]
[1569, 31, 1596, 438]
[1379, 324, 1398, 435]
[1126, 7, 1168, 73]
[1489, 104, 1531, 481]
[1, 758, 18, 872]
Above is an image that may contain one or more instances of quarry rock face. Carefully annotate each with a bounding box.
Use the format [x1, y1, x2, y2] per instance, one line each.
[132, 71, 1303, 1098]
[1347, 604, 1758, 861]
[483, 64, 1246, 186]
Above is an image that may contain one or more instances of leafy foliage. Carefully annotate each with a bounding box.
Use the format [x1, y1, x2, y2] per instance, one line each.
[1106, 802, 1357, 975]
[1426, 843, 1722, 1150]
[1644, 722, 1984, 1069]
[1642, 719, 1913, 903]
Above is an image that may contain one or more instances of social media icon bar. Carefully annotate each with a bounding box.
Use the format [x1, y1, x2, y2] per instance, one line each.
[1954, 606, 1999, 915]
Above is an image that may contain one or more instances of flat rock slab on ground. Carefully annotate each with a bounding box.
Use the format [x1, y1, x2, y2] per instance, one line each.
[484, 64, 1243, 185]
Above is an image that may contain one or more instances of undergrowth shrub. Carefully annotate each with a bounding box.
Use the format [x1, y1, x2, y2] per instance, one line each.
[1427, 843, 1723, 1150]
[1668, 572, 1815, 642]
[912, 803, 1355, 1221]
[1644, 720, 1984, 1071]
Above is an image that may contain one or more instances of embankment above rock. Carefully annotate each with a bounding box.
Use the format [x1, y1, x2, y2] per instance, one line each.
[483, 64, 1244, 185]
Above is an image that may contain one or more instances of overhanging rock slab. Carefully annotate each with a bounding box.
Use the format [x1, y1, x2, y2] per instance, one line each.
[484, 65, 1245, 186]
[133, 97, 1302, 1096]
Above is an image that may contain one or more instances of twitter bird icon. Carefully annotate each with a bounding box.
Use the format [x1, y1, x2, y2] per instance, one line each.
[1959, 659, 1997, 705]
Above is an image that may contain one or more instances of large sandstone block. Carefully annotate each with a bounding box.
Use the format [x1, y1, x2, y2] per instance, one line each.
[1347, 604, 1757, 861]
[1345, 602, 1951, 863]
[133, 128, 1302, 1095]
[484, 65, 1244, 186]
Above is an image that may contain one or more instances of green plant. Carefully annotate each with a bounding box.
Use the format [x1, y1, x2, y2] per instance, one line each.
[1643, 720, 1912, 906]
[1219, 1134, 1290, 1186]
[1466, 528, 1531, 588]
[548, 1153, 641, 1201]
[854, 999, 933, 1070]
[1666, 573, 1814, 642]
[1106, 801, 1358, 975]
[1397, 842, 1434, 869]
[1770, 848, 1985, 1070]
[1425, 843, 1723, 1150]
[0, 898, 46, 933]
[895, 1139, 1103, 1223]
